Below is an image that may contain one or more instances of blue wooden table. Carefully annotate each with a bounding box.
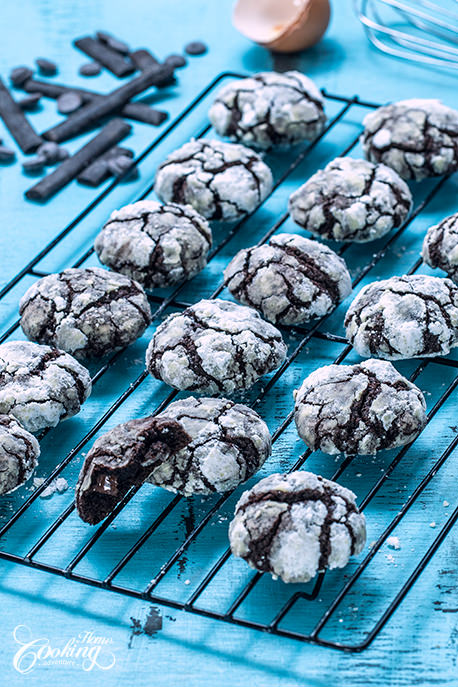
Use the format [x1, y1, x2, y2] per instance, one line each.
[1, 1, 458, 684]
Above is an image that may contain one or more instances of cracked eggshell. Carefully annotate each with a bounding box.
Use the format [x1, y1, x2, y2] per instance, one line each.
[233, 0, 330, 53]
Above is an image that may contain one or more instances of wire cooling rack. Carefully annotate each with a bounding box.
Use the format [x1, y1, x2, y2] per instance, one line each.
[0, 71, 457, 653]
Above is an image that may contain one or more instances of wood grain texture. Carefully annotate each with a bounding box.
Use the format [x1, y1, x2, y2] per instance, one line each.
[0, 0, 457, 685]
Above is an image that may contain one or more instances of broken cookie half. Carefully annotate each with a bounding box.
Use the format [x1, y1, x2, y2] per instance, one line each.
[75, 416, 191, 524]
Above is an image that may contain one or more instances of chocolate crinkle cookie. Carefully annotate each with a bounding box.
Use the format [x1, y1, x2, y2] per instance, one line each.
[224, 233, 352, 325]
[209, 71, 326, 150]
[0, 415, 40, 495]
[294, 359, 426, 456]
[95, 200, 212, 289]
[148, 396, 271, 496]
[20, 266, 152, 359]
[345, 275, 458, 360]
[76, 416, 191, 524]
[229, 471, 366, 584]
[146, 299, 287, 395]
[362, 99, 458, 181]
[422, 212, 458, 283]
[288, 157, 412, 243]
[0, 341, 91, 433]
[154, 139, 273, 221]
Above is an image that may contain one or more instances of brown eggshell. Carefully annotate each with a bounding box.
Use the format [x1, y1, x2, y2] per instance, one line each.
[233, 0, 331, 53]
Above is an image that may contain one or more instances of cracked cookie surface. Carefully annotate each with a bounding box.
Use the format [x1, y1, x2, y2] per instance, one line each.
[294, 359, 426, 456]
[209, 71, 326, 150]
[345, 275, 458, 360]
[0, 341, 91, 433]
[224, 233, 352, 325]
[229, 470, 366, 583]
[154, 139, 273, 221]
[288, 157, 412, 243]
[422, 212, 458, 283]
[148, 396, 271, 496]
[362, 99, 458, 181]
[76, 415, 191, 524]
[146, 298, 287, 395]
[20, 266, 152, 359]
[95, 200, 212, 289]
[0, 414, 40, 495]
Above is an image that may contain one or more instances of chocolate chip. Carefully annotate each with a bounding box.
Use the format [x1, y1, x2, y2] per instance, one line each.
[57, 91, 83, 115]
[17, 93, 41, 111]
[165, 54, 187, 69]
[22, 156, 46, 174]
[37, 141, 68, 165]
[184, 41, 207, 56]
[78, 61, 102, 77]
[0, 146, 16, 163]
[10, 66, 34, 87]
[56, 146, 70, 161]
[35, 58, 58, 76]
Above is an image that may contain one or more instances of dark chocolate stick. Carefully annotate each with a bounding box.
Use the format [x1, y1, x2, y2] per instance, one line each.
[42, 65, 173, 143]
[23, 79, 167, 126]
[74, 36, 134, 78]
[26, 118, 131, 201]
[77, 145, 133, 186]
[130, 49, 175, 87]
[0, 78, 42, 153]
[130, 49, 161, 70]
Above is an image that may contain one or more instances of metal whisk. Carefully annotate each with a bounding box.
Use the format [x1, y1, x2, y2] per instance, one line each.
[354, 0, 458, 70]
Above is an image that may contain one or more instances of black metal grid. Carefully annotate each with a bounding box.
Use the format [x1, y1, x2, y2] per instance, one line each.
[0, 71, 457, 652]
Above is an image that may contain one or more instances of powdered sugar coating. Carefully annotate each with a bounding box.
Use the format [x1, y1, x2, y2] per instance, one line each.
[294, 359, 426, 456]
[95, 200, 212, 289]
[345, 275, 458, 360]
[362, 99, 458, 181]
[422, 212, 458, 283]
[229, 471, 366, 583]
[154, 139, 273, 221]
[288, 157, 412, 243]
[0, 414, 40, 495]
[20, 267, 151, 359]
[146, 298, 287, 395]
[148, 396, 271, 496]
[209, 71, 326, 150]
[0, 341, 91, 433]
[224, 233, 352, 325]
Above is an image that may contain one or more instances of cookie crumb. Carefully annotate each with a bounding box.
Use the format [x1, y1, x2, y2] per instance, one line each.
[40, 477, 69, 498]
[387, 536, 400, 550]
